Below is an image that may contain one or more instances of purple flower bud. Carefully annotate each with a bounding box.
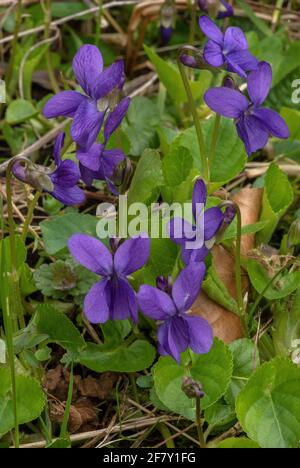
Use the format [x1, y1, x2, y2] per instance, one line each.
[182, 376, 205, 399]
[198, 0, 218, 17]
[180, 54, 199, 69]
[112, 157, 133, 192]
[198, 0, 233, 19]
[160, 26, 173, 46]
[160, 0, 175, 45]
[223, 204, 236, 226]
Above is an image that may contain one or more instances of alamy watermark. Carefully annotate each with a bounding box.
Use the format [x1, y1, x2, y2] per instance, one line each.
[96, 196, 207, 250]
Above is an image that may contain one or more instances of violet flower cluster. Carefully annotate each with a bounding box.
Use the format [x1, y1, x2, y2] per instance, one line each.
[182, 15, 290, 155]
[137, 262, 213, 363]
[13, 45, 130, 205]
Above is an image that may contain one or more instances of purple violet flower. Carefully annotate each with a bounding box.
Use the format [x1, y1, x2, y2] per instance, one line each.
[12, 133, 85, 206]
[204, 62, 290, 155]
[199, 16, 258, 78]
[68, 234, 150, 323]
[168, 179, 223, 264]
[198, 0, 234, 19]
[42, 45, 125, 151]
[137, 262, 213, 363]
[160, 0, 175, 45]
[76, 97, 130, 192]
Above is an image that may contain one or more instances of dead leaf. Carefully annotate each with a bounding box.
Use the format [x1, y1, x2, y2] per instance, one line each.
[77, 373, 118, 400]
[191, 188, 263, 343]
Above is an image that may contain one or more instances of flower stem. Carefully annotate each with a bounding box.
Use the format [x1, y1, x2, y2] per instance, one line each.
[95, 0, 103, 47]
[21, 191, 40, 242]
[177, 54, 209, 182]
[188, 0, 198, 45]
[233, 202, 249, 336]
[6, 158, 26, 330]
[6, 0, 22, 94]
[60, 362, 74, 439]
[2, 296, 19, 448]
[208, 114, 221, 167]
[43, 0, 60, 94]
[220, 200, 248, 336]
[1, 239, 19, 446]
[196, 396, 206, 448]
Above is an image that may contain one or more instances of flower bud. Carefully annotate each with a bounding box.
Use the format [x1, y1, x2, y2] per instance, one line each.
[198, 0, 219, 17]
[180, 54, 199, 69]
[13, 161, 54, 193]
[287, 218, 300, 248]
[112, 158, 133, 192]
[160, 0, 175, 45]
[182, 376, 205, 399]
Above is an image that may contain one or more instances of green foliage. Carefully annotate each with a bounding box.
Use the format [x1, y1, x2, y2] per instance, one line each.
[236, 357, 300, 448]
[272, 287, 300, 357]
[127, 149, 164, 206]
[225, 339, 259, 405]
[75, 340, 156, 373]
[218, 438, 260, 448]
[122, 97, 160, 156]
[6, 99, 38, 124]
[202, 266, 238, 315]
[153, 339, 233, 420]
[40, 211, 99, 255]
[34, 257, 97, 304]
[0, 368, 45, 436]
[247, 258, 300, 300]
[258, 163, 294, 243]
[35, 304, 86, 353]
[143, 45, 212, 106]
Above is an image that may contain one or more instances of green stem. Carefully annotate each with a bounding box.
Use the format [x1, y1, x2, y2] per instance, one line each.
[196, 397, 205, 448]
[129, 373, 140, 404]
[44, 0, 60, 94]
[272, 0, 284, 31]
[95, 0, 103, 47]
[177, 54, 209, 182]
[2, 297, 19, 447]
[0, 193, 4, 240]
[208, 114, 221, 167]
[1, 240, 19, 446]
[248, 257, 296, 321]
[157, 423, 175, 448]
[21, 191, 40, 242]
[188, 0, 197, 45]
[6, 159, 25, 330]
[60, 362, 74, 439]
[6, 0, 22, 94]
[220, 201, 248, 336]
[234, 203, 248, 336]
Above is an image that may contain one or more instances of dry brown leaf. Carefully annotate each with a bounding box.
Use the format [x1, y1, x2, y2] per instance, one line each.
[191, 188, 263, 343]
[77, 373, 118, 400]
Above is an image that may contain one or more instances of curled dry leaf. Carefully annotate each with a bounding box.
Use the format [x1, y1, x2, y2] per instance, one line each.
[44, 365, 119, 402]
[191, 188, 263, 343]
[49, 398, 98, 434]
